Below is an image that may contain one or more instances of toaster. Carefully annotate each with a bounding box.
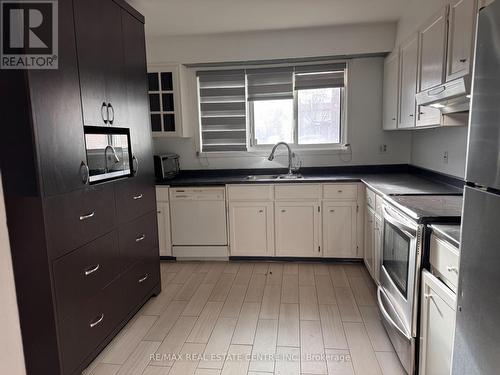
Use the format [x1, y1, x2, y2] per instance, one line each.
[154, 153, 180, 180]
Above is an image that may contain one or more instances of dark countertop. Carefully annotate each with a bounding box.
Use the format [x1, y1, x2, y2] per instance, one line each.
[157, 168, 463, 197]
[386, 195, 463, 224]
[430, 224, 461, 248]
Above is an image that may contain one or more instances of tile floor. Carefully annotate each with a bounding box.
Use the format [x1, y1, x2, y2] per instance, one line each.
[83, 261, 406, 375]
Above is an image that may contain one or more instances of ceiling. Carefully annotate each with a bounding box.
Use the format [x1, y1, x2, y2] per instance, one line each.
[128, 0, 407, 37]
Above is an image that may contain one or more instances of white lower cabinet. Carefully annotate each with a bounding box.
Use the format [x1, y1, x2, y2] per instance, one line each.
[323, 201, 357, 258]
[364, 206, 375, 274]
[419, 270, 457, 375]
[156, 201, 172, 256]
[275, 201, 321, 257]
[374, 214, 382, 283]
[228, 201, 274, 256]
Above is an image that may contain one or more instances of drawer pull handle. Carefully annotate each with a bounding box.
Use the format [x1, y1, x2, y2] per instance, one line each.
[89, 313, 104, 328]
[337, 190, 343, 193]
[281, 209, 286, 213]
[133, 194, 143, 200]
[79, 211, 95, 221]
[259, 209, 264, 213]
[446, 266, 458, 274]
[136, 234, 146, 242]
[138, 274, 149, 283]
[84, 264, 100, 276]
[330, 209, 335, 213]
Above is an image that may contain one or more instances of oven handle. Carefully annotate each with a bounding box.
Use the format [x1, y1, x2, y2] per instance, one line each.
[377, 287, 412, 340]
[382, 206, 417, 238]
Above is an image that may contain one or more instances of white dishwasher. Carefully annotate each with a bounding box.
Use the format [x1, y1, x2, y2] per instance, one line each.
[169, 187, 228, 259]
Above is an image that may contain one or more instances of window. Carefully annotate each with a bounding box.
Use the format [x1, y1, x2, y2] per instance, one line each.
[197, 62, 347, 152]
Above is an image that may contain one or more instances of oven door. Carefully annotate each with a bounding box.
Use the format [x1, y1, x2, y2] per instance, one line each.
[379, 203, 419, 336]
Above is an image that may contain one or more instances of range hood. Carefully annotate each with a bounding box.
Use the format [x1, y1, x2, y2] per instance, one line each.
[416, 75, 471, 114]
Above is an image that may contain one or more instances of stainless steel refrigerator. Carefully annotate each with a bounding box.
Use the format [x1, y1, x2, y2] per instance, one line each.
[452, 1, 500, 374]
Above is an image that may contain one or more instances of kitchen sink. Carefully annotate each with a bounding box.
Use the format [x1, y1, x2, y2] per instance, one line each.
[245, 174, 303, 181]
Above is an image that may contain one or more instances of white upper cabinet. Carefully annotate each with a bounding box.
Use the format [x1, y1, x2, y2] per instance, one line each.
[399, 35, 419, 129]
[323, 201, 357, 258]
[418, 8, 448, 92]
[148, 64, 190, 138]
[447, 0, 477, 81]
[228, 201, 274, 256]
[383, 51, 399, 130]
[275, 201, 321, 257]
[416, 8, 448, 127]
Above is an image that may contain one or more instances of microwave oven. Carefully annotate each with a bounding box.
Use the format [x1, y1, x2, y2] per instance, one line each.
[84, 126, 133, 184]
[154, 153, 180, 180]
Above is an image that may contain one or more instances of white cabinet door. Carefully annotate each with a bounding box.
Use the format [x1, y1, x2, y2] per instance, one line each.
[275, 201, 320, 257]
[418, 8, 447, 92]
[323, 201, 357, 258]
[447, 0, 476, 82]
[383, 51, 399, 130]
[229, 201, 274, 256]
[420, 270, 457, 375]
[373, 214, 382, 284]
[157, 201, 172, 256]
[364, 207, 375, 274]
[399, 35, 419, 129]
[417, 8, 447, 127]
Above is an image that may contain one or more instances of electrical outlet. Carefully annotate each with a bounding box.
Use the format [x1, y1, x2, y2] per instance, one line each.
[443, 151, 449, 164]
[379, 144, 388, 153]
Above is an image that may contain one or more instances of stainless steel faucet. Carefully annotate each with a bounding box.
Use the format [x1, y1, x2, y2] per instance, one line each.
[104, 145, 120, 172]
[268, 142, 295, 176]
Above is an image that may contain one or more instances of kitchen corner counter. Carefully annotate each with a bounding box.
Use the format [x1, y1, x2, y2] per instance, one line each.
[156, 167, 463, 197]
[431, 224, 461, 248]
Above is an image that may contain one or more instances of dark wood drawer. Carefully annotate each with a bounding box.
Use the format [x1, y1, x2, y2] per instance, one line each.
[115, 178, 155, 224]
[53, 231, 120, 321]
[59, 279, 122, 375]
[119, 211, 158, 270]
[122, 258, 160, 312]
[45, 184, 116, 259]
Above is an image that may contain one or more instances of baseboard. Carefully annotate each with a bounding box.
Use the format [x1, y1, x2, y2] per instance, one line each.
[172, 246, 229, 260]
[229, 256, 363, 263]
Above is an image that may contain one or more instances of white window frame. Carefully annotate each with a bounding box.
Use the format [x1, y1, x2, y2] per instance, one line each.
[195, 59, 350, 158]
[248, 86, 347, 151]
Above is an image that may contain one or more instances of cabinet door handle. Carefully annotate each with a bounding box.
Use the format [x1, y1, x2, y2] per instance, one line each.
[80, 161, 90, 185]
[132, 155, 139, 176]
[79, 211, 95, 221]
[101, 102, 108, 124]
[258, 209, 264, 213]
[330, 209, 335, 213]
[459, 58, 467, 63]
[409, 114, 414, 117]
[135, 234, 146, 242]
[424, 293, 434, 301]
[133, 194, 143, 200]
[281, 209, 286, 213]
[138, 273, 149, 283]
[107, 103, 114, 125]
[89, 313, 104, 328]
[392, 117, 396, 121]
[446, 266, 459, 274]
[84, 264, 100, 276]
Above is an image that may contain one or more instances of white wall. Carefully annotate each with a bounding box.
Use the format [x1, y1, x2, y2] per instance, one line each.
[152, 57, 412, 170]
[146, 23, 412, 170]
[0, 174, 26, 375]
[146, 23, 397, 64]
[411, 126, 468, 177]
[397, 0, 469, 178]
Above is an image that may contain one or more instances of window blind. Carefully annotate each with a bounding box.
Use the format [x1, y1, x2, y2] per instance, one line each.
[197, 70, 247, 152]
[246, 67, 294, 101]
[294, 63, 346, 90]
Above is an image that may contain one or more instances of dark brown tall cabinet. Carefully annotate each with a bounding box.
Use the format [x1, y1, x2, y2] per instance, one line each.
[0, 1, 160, 374]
